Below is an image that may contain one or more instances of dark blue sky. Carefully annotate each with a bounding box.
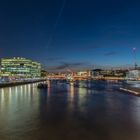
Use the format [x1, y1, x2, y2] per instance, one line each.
[0, 0, 140, 70]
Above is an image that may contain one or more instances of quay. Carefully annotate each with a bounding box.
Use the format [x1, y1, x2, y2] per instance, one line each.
[47, 75, 125, 81]
[0, 79, 46, 88]
[120, 87, 140, 96]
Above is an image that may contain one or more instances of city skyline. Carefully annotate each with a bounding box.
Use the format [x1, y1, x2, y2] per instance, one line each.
[0, 0, 140, 71]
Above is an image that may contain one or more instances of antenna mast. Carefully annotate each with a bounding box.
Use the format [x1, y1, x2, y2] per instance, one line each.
[132, 47, 137, 70]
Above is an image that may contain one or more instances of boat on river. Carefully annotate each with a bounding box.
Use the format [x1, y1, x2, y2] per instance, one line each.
[37, 83, 48, 89]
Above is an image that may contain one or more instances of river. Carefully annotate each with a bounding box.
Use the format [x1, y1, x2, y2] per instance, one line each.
[0, 81, 140, 140]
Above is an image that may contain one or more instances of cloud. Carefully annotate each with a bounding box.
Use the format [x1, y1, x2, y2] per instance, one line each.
[104, 51, 118, 56]
[54, 63, 69, 70]
[47, 62, 91, 71]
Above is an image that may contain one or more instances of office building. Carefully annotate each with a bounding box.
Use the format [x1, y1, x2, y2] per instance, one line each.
[0, 57, 41, 78]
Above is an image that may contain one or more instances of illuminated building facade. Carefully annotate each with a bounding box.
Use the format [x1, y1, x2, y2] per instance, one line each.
[126, 70, 140, 80]
[91, 69, 127, 78]
[77, 70, 91, 77]
[0, 57, 41, 78]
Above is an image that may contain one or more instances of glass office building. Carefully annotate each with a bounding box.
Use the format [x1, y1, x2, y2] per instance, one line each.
[0, 57, 41, 78]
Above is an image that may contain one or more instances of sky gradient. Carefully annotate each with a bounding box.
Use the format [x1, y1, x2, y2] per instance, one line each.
[0, 0, 140, 71]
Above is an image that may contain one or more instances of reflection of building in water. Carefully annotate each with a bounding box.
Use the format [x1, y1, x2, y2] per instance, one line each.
[78, 87, 87, 111]
[0, 89, 5, 108]
[70, 83, 74, 99]
[0, 88, 12, 110]
[47, 80, 51, 97]
[126, 70, 140, 80]
[67, 83, 75, 112]
[133, 98, 140, 125]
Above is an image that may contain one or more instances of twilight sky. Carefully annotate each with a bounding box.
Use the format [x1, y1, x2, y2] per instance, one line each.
[0, 0, 140, 70]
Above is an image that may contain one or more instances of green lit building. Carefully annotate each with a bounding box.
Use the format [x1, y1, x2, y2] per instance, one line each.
[0, 57, 41, 78]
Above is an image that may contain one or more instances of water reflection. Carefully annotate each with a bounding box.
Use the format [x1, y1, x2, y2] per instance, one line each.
[132, 98, 140, 125]
[0, 81, 140, 140]
[68, 83, 75, 111]
[0, 88, 5, 110]
[70, 83, 74, 99]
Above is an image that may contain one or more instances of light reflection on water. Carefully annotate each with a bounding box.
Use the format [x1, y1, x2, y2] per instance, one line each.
[0, 81, 140, 140]
[131, 83, 140, 88]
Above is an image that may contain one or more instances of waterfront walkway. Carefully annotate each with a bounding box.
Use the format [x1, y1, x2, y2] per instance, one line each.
[0, 79, 46, 88]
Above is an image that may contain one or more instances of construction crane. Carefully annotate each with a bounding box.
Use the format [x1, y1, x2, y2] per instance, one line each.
[66, 68, 76, 81]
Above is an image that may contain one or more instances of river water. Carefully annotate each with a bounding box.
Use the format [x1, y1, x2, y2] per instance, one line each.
[0, 81, 140, 140]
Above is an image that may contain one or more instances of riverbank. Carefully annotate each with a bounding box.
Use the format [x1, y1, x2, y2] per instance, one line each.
[0, 79, 46, 88]
[119, 86, 140, 96]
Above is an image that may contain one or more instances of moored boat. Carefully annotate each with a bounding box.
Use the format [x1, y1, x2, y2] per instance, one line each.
[37, 83, 48, 88]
